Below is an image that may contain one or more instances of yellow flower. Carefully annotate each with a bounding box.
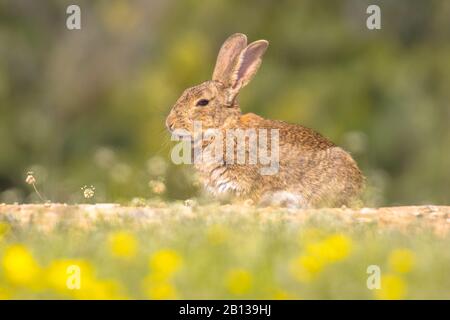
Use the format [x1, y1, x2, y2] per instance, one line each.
[108, 231, 138, 259]
[144, 281, 178, 300]
[323, 234, 352, 261]
[225, 269, 253, 295]
[388, 249, 415, 274]
[2, 244, 41, 286]
[307, 234, 352, 263]
[45, 258, 126, 299]
[375, 274, 407, 300]
[290, 234, 352, 283]
[0, 287, 11, 300]
[149, 249, 182, 280]
[289, 254, 324, 282]
[144, 249, 182, 299]
[46, 259, 93, 293]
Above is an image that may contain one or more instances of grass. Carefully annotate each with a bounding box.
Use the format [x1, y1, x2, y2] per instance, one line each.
[0, 202, 449, 299]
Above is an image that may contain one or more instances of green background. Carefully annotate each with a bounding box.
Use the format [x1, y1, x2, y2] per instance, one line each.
[0, 0, 449, 205]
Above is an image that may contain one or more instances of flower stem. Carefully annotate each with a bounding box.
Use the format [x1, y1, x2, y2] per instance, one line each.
[32, 183, 46, 202]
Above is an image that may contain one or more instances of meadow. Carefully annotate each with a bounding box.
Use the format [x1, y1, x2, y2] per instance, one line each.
[0, 202, 448, 299]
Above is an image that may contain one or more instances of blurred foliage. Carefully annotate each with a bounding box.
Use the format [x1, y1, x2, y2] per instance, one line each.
[0, 0, 449, 205]
[0, 204, 449, 299]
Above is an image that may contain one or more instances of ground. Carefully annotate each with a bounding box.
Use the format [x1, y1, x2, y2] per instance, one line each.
[0, 203, 449, 299]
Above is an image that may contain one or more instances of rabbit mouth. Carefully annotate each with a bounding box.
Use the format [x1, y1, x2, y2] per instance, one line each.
[165, 121, 191, 139]
[168, 128, 192, 139]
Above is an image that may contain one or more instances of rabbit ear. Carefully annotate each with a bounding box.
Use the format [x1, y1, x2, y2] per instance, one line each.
[212, 33, 248, 84]
[225, 40, 269, 105]
[231, 40, 269, 89]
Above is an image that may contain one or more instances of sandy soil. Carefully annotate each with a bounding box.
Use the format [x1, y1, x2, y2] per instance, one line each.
[0, 203, 449, 235]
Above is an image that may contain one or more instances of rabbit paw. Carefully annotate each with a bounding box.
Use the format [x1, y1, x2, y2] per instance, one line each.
[259, 191, 308, 209]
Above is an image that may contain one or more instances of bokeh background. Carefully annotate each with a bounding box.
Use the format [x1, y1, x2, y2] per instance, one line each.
[0, 0, 449, 205]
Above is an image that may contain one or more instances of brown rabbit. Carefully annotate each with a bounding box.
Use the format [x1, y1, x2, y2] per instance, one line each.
[166, 33, 364, 208]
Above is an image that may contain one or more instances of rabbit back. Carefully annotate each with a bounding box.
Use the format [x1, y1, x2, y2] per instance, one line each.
[196, 115, 364, 207]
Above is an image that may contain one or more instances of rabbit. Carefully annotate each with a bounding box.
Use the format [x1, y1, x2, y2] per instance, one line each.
[166, 33, 365, 208]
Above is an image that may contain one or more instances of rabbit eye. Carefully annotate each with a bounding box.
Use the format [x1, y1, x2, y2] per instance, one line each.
[196, 99, 209, 106]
